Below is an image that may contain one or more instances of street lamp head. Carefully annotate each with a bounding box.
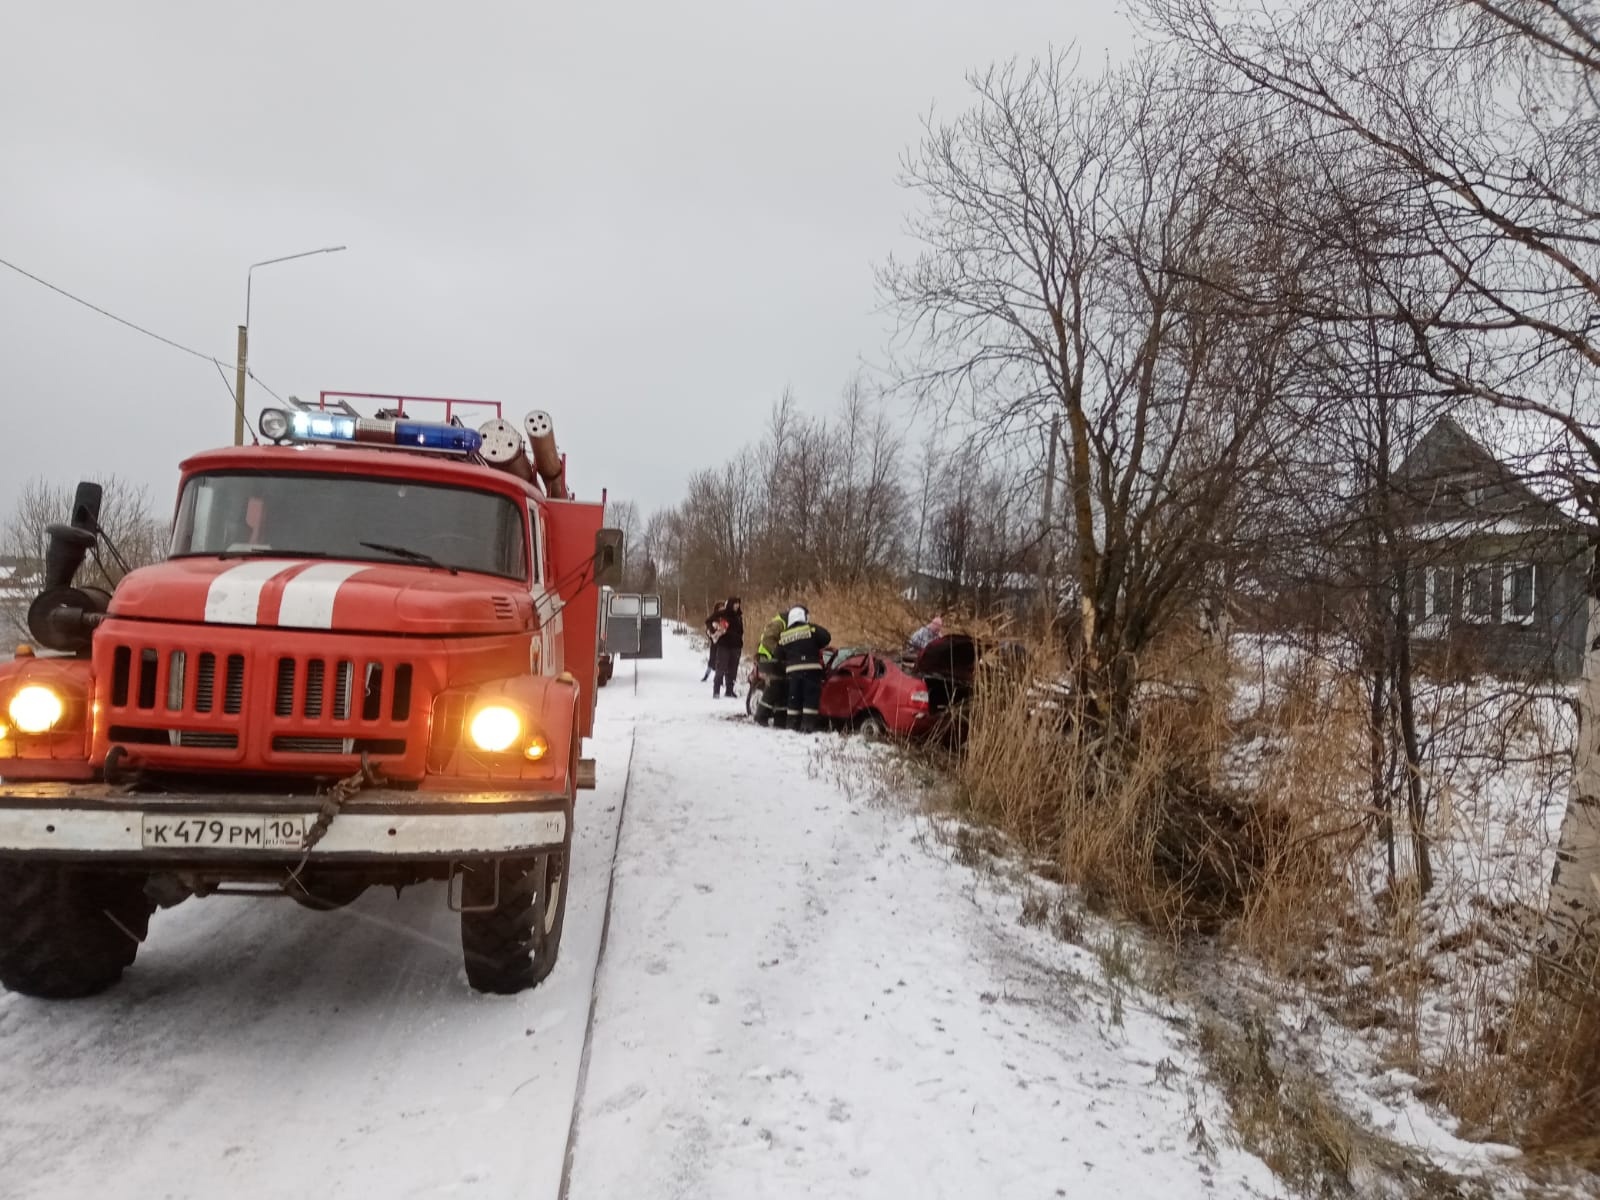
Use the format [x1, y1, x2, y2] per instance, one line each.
[244, 243, 348, 324]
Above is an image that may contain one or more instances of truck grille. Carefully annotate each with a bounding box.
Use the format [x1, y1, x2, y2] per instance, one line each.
[98, 635, 419, 765]
[273, 656, 413, 722]
[272, 736, 408, 755]
[110, 646, 245, 715]
[106, 726, 240, 750]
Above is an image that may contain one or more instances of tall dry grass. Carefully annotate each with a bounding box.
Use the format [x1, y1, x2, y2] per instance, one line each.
[948, 628, 1346, 942]
[742, 580, 1012, 653]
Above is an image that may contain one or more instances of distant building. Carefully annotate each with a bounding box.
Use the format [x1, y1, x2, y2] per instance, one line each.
[906, 565, 1059, 622]
[1394, 418, 1592, 680]
[0, 556, 40, 640]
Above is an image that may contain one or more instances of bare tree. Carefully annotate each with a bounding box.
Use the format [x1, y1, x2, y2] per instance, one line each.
[881, 49, 1307, 731]
[0, 476, 164, 640]
[1146, 0, 1600, 950]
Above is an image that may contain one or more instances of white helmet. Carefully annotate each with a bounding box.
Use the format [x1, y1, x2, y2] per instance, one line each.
[787, 605, 808, 626]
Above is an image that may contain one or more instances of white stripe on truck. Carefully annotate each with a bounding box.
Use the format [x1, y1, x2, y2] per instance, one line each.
[203, 560, 298, 625]
[277, 562, 369, 628]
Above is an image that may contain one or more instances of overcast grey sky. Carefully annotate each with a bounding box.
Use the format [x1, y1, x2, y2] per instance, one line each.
[1, 1, 1128, 524]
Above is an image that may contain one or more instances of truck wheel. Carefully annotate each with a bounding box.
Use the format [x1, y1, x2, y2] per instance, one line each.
[0, 863, 154, 999]
[460, 835, 570, 995]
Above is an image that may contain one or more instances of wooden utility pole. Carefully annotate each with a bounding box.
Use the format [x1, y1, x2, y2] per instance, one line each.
[234, 325, 248, 446]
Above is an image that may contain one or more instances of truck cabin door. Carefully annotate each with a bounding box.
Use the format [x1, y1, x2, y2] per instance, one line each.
[636, 594, 664, 659]
[607, 593, 643, 656]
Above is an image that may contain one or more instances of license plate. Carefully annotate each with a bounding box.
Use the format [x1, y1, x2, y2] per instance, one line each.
[140, 813, 312, 850]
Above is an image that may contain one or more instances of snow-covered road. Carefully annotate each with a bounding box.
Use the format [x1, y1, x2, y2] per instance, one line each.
[0, 628, 1284, 1199]
[0, 703, 635, 1200]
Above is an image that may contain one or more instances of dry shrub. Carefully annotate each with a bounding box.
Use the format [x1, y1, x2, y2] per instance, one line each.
[742, 579, 1011, 655]
[1232, 659, 1369, 974]
[1426, 940, 1600, 1166]
[1525, 958, 1600, 1161]
[953, 633, 1310, 938]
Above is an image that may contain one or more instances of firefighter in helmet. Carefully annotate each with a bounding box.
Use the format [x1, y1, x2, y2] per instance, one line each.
[778, 605, 831, 732]
[753, 609, 789, 728]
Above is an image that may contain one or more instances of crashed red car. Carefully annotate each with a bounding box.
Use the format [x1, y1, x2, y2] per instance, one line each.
[746, 635, 979, 740]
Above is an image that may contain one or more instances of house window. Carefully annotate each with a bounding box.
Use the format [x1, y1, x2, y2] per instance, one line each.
[1426, 567, 1453, 620]
[1463, 564, 1498, 624]
[1502, 563, 1536, 626]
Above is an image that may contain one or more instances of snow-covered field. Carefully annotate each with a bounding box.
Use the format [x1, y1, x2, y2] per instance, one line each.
[0, 628, 1289, 1199]
[1220, 637, 1584, 1190]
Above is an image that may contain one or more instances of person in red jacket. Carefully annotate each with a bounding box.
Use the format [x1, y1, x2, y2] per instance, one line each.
[711, 597, 744, 698]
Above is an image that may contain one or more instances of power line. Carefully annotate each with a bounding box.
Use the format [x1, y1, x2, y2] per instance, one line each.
[215, 360, 260, 445]
[247, 368, 284, 404]
[0, 253, 234, 368]
[4, 251, 289, 445]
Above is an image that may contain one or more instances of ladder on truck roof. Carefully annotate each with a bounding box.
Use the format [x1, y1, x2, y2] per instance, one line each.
[315, 391, 504, 426]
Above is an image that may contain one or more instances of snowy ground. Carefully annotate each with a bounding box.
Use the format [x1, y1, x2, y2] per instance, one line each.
[1219, 637, 1584, 1190]
[0, 627, 1286, 1199]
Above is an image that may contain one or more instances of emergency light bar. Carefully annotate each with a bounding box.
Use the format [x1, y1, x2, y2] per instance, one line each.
[259, 407, 483, 456]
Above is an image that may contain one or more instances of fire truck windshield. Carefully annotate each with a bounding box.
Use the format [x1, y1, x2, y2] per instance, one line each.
[169, 471, 529, 580]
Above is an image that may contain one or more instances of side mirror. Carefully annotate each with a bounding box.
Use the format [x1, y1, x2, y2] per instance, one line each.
[594, 527, 624, 588]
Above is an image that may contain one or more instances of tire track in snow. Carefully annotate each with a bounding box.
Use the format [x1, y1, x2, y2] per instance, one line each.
[559, 726, 638, 1200]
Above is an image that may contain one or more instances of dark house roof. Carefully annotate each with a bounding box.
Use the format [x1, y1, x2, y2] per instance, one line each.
[1391, 417, 1591, 547]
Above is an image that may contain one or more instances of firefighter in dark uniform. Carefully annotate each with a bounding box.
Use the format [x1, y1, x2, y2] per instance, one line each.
[778, 605, 831, 732]
[754, 610, 788, 728]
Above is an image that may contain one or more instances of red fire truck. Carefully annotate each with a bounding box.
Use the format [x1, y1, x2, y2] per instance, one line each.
[0, 393, 620, 998]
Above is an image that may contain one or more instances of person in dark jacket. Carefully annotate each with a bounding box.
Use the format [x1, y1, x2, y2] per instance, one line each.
[702, 601, 726, 682]
[712, 597, 744, 698]
[753, 609, 789, 728]
[778, 605, 831, 732]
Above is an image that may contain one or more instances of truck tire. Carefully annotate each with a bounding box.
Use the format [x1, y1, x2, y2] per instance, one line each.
[0, 863, 153, 999]
[460, 819, 571, 994]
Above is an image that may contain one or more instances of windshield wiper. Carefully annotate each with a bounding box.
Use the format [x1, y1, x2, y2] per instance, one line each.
[359, 541, 458, 574]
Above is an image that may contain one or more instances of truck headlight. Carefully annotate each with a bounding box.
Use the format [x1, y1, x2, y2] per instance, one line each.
[468, 705, 522, 753]
[9, 685, 64, 734]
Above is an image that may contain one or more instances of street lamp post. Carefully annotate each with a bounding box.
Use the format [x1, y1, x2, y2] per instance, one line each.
[235, 245, 346, 445]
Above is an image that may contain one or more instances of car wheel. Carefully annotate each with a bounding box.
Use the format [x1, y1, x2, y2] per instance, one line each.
[857, 712, 889, 743]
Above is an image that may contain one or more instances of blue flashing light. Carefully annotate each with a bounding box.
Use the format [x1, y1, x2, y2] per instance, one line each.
[285, 411, 483, 455]
[394, 420, 483, 454]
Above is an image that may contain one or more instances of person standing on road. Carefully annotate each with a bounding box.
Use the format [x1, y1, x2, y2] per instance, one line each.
[702, 600, 727, 682]
[712, 597, 744, 699]
[754, 609, 789, 728]
[778, 605, 831, 732]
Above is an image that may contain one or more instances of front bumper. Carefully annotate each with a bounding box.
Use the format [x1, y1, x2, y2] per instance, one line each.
[0, 782, 567, 863]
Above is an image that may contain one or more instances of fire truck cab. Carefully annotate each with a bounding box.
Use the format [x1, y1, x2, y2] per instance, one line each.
[0, 394, 620, 998]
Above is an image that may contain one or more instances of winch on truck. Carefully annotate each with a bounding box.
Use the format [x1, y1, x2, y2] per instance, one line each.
[0, 393, 622, 998]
